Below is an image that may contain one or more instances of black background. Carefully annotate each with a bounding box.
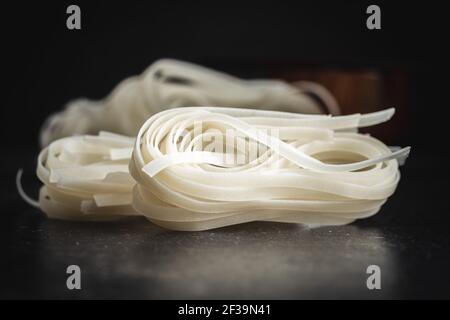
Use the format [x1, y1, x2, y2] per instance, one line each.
[1, 1, 450, 299]
[2, 0, 446, 149]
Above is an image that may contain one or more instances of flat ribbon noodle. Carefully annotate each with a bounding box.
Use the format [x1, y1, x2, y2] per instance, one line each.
[129, 107, 410, 231]
[35, 132, 137, 221]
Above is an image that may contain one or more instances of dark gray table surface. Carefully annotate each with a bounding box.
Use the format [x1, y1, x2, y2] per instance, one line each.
[1, 149, 450, 299]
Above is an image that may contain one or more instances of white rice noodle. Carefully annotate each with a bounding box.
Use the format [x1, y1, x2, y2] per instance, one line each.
[39, 59, 338, 146]
[129, 107, 410, 231]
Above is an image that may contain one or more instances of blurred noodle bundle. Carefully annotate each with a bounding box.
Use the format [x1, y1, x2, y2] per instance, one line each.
[40, 59, 338, 147]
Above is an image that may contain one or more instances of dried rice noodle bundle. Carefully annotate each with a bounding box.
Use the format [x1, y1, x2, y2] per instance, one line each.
[40, 59, 338, 146]
[130, 107, 410, 231]
[34, 132, 137, 220]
